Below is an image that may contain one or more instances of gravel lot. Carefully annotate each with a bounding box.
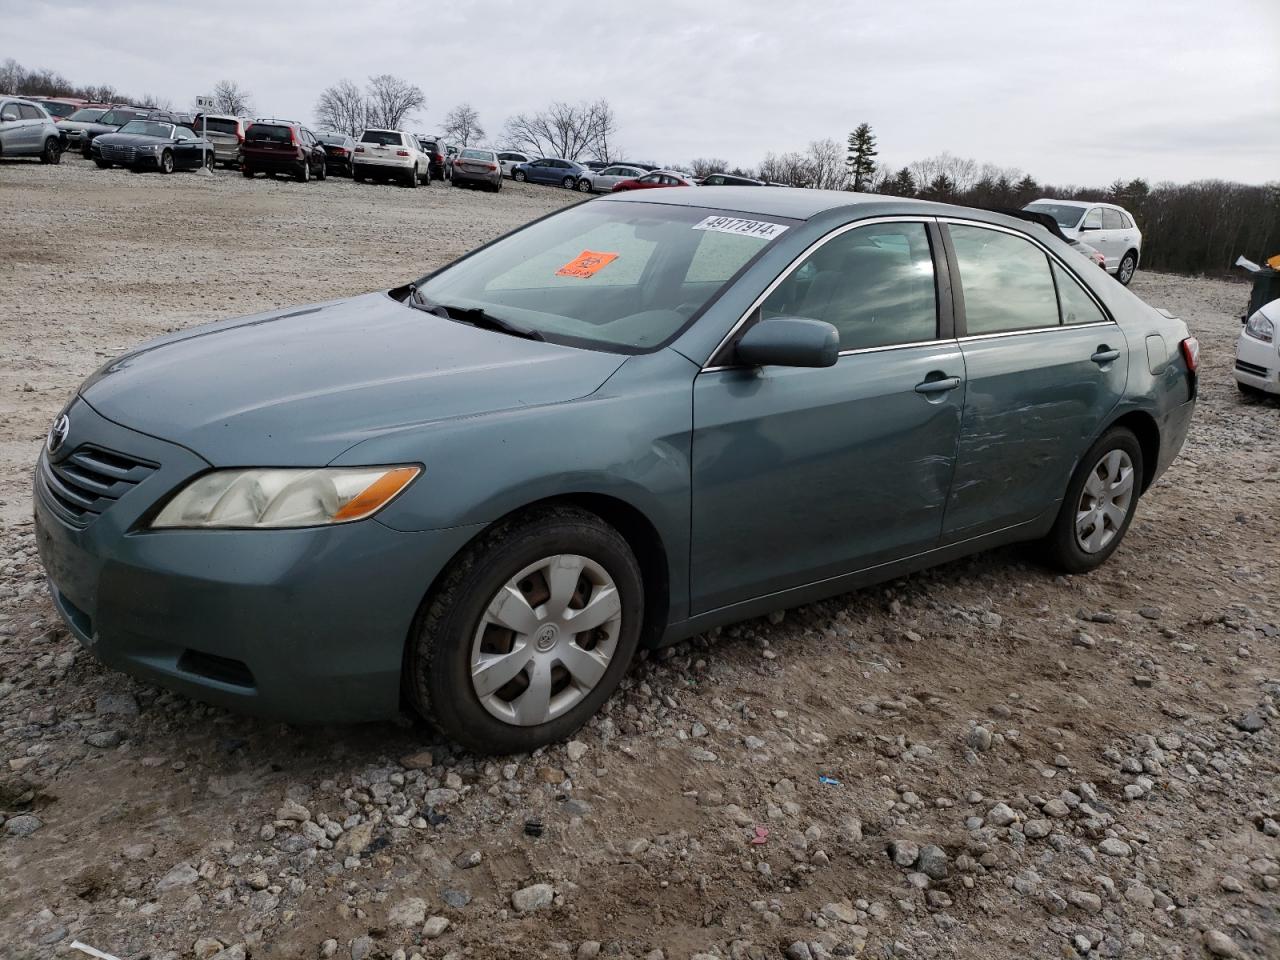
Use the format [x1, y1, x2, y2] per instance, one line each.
[1, 156, 1277, 960]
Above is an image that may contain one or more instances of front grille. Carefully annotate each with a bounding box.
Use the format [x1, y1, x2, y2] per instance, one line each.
[1236, 359, 1271, 378]
[101, 144, 137, 163]
[39, 445, 157, 527]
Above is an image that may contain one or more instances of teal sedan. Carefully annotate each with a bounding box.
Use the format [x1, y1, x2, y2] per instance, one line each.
[34, 189, 1198, 754]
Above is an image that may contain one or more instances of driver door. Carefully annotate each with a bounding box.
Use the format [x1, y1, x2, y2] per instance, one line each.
[689, 219, 965, 614]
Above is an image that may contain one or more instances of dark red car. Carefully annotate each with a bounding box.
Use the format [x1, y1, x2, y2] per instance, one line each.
[240, 120, 327, 182]
[611, 170, 697, 192]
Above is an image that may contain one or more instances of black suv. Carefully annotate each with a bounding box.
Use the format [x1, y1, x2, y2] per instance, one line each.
[418, 137, 448, 181]
[241, 120, 327, 182]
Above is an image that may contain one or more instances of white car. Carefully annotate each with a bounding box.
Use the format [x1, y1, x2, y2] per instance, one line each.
[575, 163, 649, 194]
[1236, 298, 1280, 397]
[352, 129, 430, 188]
[1023, 199, 1143, 285]
[497, 150, 535, 178]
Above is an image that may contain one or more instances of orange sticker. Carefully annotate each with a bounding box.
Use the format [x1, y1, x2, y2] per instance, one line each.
[556, 250, 619, 278]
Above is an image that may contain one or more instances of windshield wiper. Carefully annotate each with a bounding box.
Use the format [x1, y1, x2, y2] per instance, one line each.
[405, 288, 544, 341]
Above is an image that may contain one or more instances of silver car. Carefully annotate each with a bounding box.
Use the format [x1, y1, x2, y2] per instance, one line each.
[575, 163, 648, 194]
[0, 97, 61, 163]
[196, 114, 251, 167]
[451, 147, 503, 191]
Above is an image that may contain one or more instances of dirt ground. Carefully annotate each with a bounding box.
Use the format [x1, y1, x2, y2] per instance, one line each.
[1, 156, 1277, 960]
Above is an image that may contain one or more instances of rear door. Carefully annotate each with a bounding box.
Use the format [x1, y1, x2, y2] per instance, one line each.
[939, 221, 1127, 543]
[690, 218, 966, 613]
[17, 103, 45, 152]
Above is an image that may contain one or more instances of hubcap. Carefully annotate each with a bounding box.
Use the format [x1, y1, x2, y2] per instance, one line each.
[470, 554, 622, 727]
[1075, 449, 1135, 554]
[1120, 257, 1135, 282]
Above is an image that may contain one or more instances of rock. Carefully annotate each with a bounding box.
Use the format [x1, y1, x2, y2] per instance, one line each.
[1235, 712, 1265, 733]
[1125, 883, 1155, 908]
[888, 840, 919, 867]
[577, 941, 602, 959]
[320, 939, 337, 958]
[85, 730, 122, 749]
[1099, 837, 1133, 857]
[245, 871, 269, 891]
[209, 947, 246, 960]
[193, 938, 225, 959]
[821, 902, 858, 924]
[350, 935, 375, 960]
[536, 767, 566, 784]
[422, 916, 450, 939]
[1068, 890, 1102, 914]
[1024, 819, 1051, 839]
[123, 841, 155, 861]
[1203, 930, 1240, 957]
[1220, 876, 1245, 893]
[784, 942, 813, 960]
[566, 741, 588, 763]
[966, 726, 993, 752]
[400, 750, 434, 770]
[624, 838, 650, 856]
[1072, 630, 1096, 648]
[4, 814, 42, 837]
[425, 788, 460, 806]
[1042, 798, 1071, 819]
[441, 889, 471, 909]
[275, 798, 311, 822]
[95, 693, 139, 717]
[511, 883, 555, 913]
[986, 803, 1017, 827]
[454, 849, 482, 869]
[336, 822, 375, 857]
[156, 862, 199, 891]
[389, 897, 427, 928]
[917, 844, 949, 880]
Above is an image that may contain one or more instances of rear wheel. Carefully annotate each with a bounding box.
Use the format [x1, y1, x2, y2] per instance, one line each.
[297, 161, 309, 183]
[404, 166, 417, 188]
[241, 166, 254, 178]
[513, 169, 527, 182]
[316, 158, 326, 181]
[576, 179, 592, 193]
[40, 137, 61, 164]
[159, 150, 174, 174]
[1038, 427, 1143, 574]
[1117, 252, 1138, 286]
[204, 151, 215, 171]
[407, 506, 643, 754]
[94, 159, 112, 169]
[561, 175, 575, 188]
[353, 165, 365, 182]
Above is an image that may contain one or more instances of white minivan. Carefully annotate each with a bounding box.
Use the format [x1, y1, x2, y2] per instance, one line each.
[1024, 199, 1143, 285]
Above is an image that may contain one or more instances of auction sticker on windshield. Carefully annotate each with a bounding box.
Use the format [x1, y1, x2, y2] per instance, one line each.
[693, 216, 789, 240]
[556, 251, 619, 279]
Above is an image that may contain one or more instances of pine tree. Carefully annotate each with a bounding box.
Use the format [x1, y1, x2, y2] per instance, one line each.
[891, 167, 916, 197]
[922, 174, 955, 201]
[1013, 174, 1039, 205]
[846, 123, 878, 192]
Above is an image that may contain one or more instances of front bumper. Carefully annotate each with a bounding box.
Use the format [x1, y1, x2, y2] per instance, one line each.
[34, 398, 484, 723]
[1235, 332, 1280, 394]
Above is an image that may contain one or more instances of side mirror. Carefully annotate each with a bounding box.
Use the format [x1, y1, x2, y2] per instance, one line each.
[735, 317, 840, 368]
[1079, 223, 1099, 232]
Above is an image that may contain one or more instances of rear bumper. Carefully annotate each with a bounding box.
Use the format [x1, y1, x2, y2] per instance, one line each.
[452, 168, 499, 185]
[34, 398, 484, 723]
[353, 156, 414, 171]
[1235, 334, 1280, 394]
[242, 153, 304, 172]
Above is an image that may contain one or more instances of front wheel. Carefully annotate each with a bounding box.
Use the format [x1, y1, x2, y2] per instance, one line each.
[407, 506, 644, 754]
[1116, 252, 1137, 286]
[159, 150, 174, 174]
[41, 137, 61, 164]
[204, 151, 215, 171]
[241, 166, 254, 178]
[1037, 427, 1143, 574]
[576, 179, 592, 193]
[513, 170, 527, 182]
[561, 175, 576, 189]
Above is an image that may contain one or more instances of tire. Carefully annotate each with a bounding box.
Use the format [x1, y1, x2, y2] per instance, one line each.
[513, 170, 527, 182]
[576, 179, 592, 193]
[297, 161, 309, 183]
[159, 150, 174, 174]
[353, 165, 365, 182]
[242, 166, 254, 179]
[1037, 427, 1143, 574]
[204, 151, 215, 171]
[316, 159, 326, 181]
[94, 159, 112, 169]
[407, 506, 644, 754]
[40, 137, 61, 165]
[492, 179, 502, 192]
[561, 175, 575, 189]
[1116, 252, 1138, 286]
[404, 167, 417, 188]
[81, 144, 92, 160]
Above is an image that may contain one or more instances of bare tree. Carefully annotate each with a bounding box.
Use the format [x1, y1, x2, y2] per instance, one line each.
[442, 103, 485, 146]
[210, 79, 253, 116]
[502, 99, 619, 161]
[138, 93, 174, 111]
[689, 157, 730, 178]
[365, 74, 426, 130]
[757, 151, 813, 187]
[908, 152, 979, 195]
[806, 138, 848, 190]
[314, 79, 368, 137]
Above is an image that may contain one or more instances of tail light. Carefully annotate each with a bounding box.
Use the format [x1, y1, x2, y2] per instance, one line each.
[486, 163, 498, 171]
[434, 152, 443, 163]
[288, 128, 297, 146]
[355, 145, 365, 153]
[396, 149, 410, 157]
[1180, 337, 1200, 373]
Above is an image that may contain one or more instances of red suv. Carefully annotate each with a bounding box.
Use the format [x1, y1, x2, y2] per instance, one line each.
[240, 120, 327, 182]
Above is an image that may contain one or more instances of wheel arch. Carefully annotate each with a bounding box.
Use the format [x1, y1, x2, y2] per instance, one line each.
[1105, 409, 1160, 493]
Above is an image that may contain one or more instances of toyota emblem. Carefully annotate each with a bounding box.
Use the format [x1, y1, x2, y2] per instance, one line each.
[47, 414, 70, 454]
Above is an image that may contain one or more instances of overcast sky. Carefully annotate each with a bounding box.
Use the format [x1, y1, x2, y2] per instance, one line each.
[5, 0, 1278, 185]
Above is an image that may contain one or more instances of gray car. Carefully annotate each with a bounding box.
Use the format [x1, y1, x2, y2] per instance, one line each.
[575, 163, 648, 194]
[0, 96, 61, 163]
[450, 147, 503, 191]
[35, 188, 1198, 754]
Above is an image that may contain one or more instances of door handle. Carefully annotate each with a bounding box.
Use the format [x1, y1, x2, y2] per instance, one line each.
[1091, 347, 1121, 365]
[914, 376, 962, 394]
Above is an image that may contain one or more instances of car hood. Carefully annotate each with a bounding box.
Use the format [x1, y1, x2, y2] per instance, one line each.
[61, 120, 116, 134]
[96, 133, 169, 148]
[80, 292, 628, 466]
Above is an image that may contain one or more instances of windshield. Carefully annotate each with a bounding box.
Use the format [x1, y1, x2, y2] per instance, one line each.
[319, 133, 347, 145]
[117, 121, 173, 138]
[67, 108, 107, 122]
[417, 202, 793, 352]
[1025, 203, 1086, 229]
[361, 130, 403, 145]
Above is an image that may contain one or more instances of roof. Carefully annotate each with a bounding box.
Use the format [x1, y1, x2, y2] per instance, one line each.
[1028, 197, 1130, 212]
[600, 186, 931, 220]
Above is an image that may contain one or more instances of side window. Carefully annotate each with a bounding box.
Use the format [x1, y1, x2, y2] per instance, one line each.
[1081, 208, 1103, 230]
[1052, 262, 1107, 326]
[1102, 209, 1125, 230]
[19, 104, 42, 120]
[1119, 212, 1135, 229]
[949, 224, 1059, 334]
[761, 222, 938, 350]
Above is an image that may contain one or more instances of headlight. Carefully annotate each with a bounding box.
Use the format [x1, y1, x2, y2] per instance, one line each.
[151, 466, 420, 529]
[1245, 311, 1274, 344]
